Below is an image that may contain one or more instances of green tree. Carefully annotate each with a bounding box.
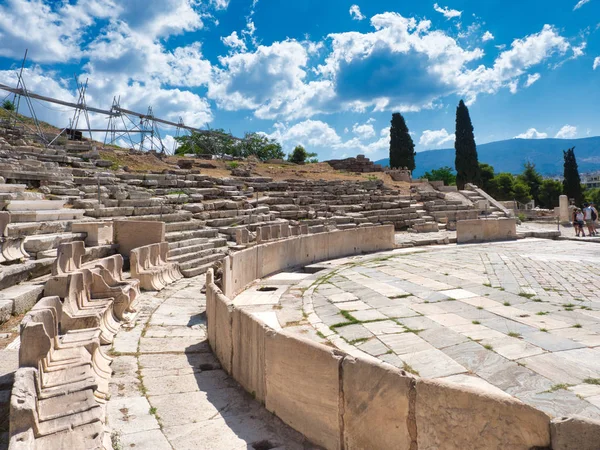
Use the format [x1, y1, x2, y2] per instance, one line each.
[478, 162, 495, 192]
[422, 166, 456, 185]
[488, 173, 515, 200]
[1, 100, 15, 111]
[238, 132, 285, 161]
[389, 112, 416, 171]
[174, 129, 235, 156]
[517, 162, 543, 206]
[512, 180, 532, 204]
[288, 145, 318, 164]
[538, 178, 563, 208]
[562, 147, 584, 205]
[454, 100, 479, 189]
[585, 187, 600, 206]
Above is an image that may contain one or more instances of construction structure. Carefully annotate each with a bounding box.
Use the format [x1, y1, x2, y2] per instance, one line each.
[0, 52, 231, 154]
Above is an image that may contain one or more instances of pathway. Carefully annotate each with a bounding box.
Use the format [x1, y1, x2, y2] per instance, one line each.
[107, 276, 315, 450]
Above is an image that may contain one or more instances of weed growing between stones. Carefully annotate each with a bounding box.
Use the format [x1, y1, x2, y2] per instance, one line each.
[572, 324, 582, 328]
[518, 292, 535, 299]
[316, 331, 326, 339]
[472, 320, 481, 325]
[503, 301, 511, 306]
[536, 311, 549, 316]
[584, 378, 600, 385]
[508, 331, 521, 338]
[348, 337, 369, 345]
[483, 344, 493, 350]
[540, 328, 548, 332]
[544, 384, 572, 393]
[402, 362, 419, 376]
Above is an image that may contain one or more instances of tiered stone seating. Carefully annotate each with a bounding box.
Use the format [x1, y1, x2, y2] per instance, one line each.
[9, 296, 111, 449]
[0, 212, 28, 263]
[130, 242, 183, 290]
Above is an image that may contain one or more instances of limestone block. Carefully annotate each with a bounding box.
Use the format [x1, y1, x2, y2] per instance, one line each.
[299, 224, 309, 235]
[0, 211, 9, 237]
[0, 284, 43, 315]
[342, 356, 413, 450]
[114, 220, 165, 257]
[415, 377, 550, 450]
[280, 223, 290, 238]
[232, 308, 267, 403]
[270, 224, 281, 239]
[72, 222, 113, 246]
[51, 241, 84, 275]
[206, 269, 217, 348]
[214, 292, 233, 374]
[265, 331, 343, 450]
[456, 218, 517, 244]
[0, 236, 29, 263]
[235, 228, 249, 245]
[559, 195, 570, 223]
[550, 415, 600, 450]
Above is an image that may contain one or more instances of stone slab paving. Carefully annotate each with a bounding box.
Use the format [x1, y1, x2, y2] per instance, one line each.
[107, 277, 317, 450]
[256, 238, 600, 421]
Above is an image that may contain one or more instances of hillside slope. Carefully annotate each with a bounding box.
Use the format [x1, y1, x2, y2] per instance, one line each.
[375, 136, 600, 176]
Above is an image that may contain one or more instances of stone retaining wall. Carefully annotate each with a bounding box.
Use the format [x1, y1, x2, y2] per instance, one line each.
[206, 226, 600, 450]
[222, 225, 395, 298]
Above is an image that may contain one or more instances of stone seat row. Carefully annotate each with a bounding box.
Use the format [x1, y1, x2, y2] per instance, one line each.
[0, 212, 29, 264]
[10, 296, 112, 449]
[130, 242, 183, 291]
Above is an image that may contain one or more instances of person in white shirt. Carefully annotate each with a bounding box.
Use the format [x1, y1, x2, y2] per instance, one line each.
[583, 203, 597, 237]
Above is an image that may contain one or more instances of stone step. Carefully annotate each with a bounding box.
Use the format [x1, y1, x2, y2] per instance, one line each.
[6, 200, 66, 211]
[165, 220, 204, 233]
[9, 209, 86, 223]
[23, 232, 86, 254]
[165, 228, 219, 243]
[168, 240, 214, 257]
[180, 261, 220, 278]
[0, 184, 26, 193]
[179, 253, 225, 275]
[169, 247, 221, 264]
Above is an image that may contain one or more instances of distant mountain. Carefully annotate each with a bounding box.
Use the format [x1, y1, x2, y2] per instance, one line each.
[375, 136, 600, 177]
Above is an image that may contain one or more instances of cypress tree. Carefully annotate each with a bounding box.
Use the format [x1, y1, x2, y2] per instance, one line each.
[563, 146, 584, 205]
[389, 113, 416, 171]
[454, 100, 479, 190]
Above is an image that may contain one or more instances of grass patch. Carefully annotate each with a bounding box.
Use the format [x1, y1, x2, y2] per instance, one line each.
[583, 378, 600, 385]
[545, 384, 572, 393]
[316, 331, 326, 339]
[503, 301, 511, 306]
[483, 283, 492, 287]
[518, 292, 536, 299]
[472, 320, 481, 325]
[149, 406, 157, 415]
[563, 303, 576, 308]
[536, 311, 549, 316]
[476, 306, 484, 310]
[508, 331, 521, 338]
[388, 293, 411, 299]
[572, 324, 582, 328]
[403, 326, 424, 334]
[540, 328, 548, 332]
[348, 337, 369, 345]
[483, 344, 493, 350]
[402, 362, 420, 376]
[532, 298, 542, 302]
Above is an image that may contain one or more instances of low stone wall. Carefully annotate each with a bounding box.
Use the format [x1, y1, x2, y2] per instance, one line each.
[222, 225, 395, 298]
[205, 225, 600, 449]
[456, 218, 517, 243]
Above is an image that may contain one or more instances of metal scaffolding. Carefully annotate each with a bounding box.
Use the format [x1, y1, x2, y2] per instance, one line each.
[0, 52, 234, 154]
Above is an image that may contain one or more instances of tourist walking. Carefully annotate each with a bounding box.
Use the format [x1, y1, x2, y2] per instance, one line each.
[574, 208, 585, 237]
[590, 202, 599, 236]
[583, 203, 597, 237]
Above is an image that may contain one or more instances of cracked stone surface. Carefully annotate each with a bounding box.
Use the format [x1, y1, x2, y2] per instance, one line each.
[107, 277, 316, 450]
[247, 238, 600, 421]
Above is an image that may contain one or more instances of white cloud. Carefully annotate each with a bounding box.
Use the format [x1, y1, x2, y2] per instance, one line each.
[352, 118, 376, 139]
[555, 125, 577, 139]
[419, 128, 455, 147]
[482, 31, 494, 42]
[594, 56, 600, 70]
[574, 0, 591, 10]
[349, 5, 365, 21]
[514, 128, 548, 139]
[265, 120, 342, 150]
[433, 3, 462, 19]
[508, 80, 518, 94]
[525, 73, 541, 87]
[221, 31, 246, 51]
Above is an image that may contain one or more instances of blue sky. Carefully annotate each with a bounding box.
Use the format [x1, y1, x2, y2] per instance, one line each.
[0, 0, 598, 161]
